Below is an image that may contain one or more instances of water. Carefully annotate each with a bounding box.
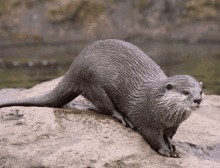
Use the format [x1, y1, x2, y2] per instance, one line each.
[0, 41, 219, 94]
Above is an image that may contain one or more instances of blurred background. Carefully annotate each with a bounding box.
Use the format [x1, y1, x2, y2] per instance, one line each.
[0, 0, 219, 94]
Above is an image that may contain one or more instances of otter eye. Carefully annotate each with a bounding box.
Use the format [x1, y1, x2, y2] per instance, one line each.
[165, 84, 173, 90]
[182, 91, 189, 95]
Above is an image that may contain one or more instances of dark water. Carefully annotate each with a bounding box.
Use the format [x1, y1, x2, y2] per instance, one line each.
[0, 41, 220, 94]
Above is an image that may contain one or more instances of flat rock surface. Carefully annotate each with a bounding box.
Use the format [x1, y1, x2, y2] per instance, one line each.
[0, 78, 220, 168]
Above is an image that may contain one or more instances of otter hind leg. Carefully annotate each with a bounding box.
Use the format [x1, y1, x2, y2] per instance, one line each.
[83, 85, 131, 126]
[83, 85, 114, 115]
[112, 110, 126, 125]
[112, 110, 134, 128]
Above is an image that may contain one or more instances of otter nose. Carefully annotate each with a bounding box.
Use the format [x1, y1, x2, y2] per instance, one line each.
[194, 99, 201, 104]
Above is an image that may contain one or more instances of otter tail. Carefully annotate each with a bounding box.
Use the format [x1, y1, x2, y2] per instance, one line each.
[0, 77, 80, 108]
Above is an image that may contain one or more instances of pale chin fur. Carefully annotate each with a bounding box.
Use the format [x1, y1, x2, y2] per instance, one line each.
[161, 91, 203, 125]
[190, 102, 200, 109]
[202, 92, 205, 100]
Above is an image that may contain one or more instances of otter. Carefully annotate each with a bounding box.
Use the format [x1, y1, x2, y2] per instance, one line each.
[0, 39, 203, 157]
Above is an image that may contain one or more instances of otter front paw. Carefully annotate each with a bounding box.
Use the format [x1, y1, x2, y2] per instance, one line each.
[158, 148, 180, 158]
[167, 137, 176, 152]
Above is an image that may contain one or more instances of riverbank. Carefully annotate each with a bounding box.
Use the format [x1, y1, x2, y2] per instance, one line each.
[0, 0, 219, 45]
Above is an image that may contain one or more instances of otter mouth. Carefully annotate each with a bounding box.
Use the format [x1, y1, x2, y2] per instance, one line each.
[190, 104, 200, 111]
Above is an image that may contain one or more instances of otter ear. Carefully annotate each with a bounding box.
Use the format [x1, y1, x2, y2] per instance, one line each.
[165, 83, 173, 90]
[200, 82, 203, 86]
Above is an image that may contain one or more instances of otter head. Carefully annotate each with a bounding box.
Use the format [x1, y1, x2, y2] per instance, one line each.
[157, 75, 203, 126]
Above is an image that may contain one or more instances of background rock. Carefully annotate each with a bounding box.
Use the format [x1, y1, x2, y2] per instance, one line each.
[0, 0, 219, 47]
[0, 77, 220, 167]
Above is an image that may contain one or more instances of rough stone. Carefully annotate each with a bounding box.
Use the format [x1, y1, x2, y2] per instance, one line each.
[0, 78, 220, 167]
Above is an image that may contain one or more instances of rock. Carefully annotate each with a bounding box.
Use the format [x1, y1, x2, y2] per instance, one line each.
[0, 78, 220, 167]
[0, 0, 219, 46]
